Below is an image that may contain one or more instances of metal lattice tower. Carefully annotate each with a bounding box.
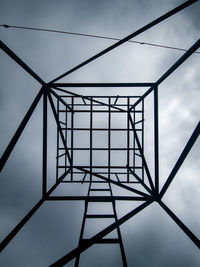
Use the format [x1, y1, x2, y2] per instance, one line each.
[0, 1, 200, 266]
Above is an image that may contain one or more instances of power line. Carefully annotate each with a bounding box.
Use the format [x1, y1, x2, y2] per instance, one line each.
[1, 24, 199, 54]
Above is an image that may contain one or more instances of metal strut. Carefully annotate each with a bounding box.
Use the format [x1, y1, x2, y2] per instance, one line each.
[75, 178, 128, 267]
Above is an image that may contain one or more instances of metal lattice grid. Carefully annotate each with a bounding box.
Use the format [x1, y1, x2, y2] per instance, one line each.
[0, 0, 199, 266]
[56, 95, 144, 183]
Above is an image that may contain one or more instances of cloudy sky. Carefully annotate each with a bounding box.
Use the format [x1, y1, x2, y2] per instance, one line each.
[0, 0, 199, 266]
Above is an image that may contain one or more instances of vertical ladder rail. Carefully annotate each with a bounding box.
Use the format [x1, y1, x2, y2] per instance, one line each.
[75, 178, 128, 266]
[74, 182, 92, 267]
[108, 182, 128, 267]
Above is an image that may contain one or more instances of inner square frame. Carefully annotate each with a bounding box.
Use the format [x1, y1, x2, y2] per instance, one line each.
[55, 91, 148, 185]
[48, 82, 158, 197]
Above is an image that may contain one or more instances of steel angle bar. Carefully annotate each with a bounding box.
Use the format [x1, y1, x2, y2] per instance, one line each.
[47, 92, 72, 166]
[52, 82, 155, 87]
[51, 86, 127, 112]
[81, 95, 87, 105]
[115, 173, 120, 182]
[42, 89, 47, 197]
[70, 97, 74, 181]
[49, 200, 153, 266]
[128, 114, 155, 191]
[127, 166, 152, 195]
[0, 40, 45, 85]
[108, 97, 111, 181]
[75, 167, 150, 197]
[127, 97, 130, 183]
[0, 88, 44, 172]
[89, 98, 93, 182]
[107, 182, 128, 267]
[56, 99, 60, 180]
[0, 198, 45, 253]
[114, 95, 119, 105]
[56, 152, 67, 159]
[159, 121, 200, 199]
[158, 200, 200, 249]
[81, 172, 87, 183]
[154, 85, 159, 194]
[47, 167, 72, 196]
[134, 119, 145, 125]
[129, 39, 200, 111]
[155, 39, 200, 86]
[0, 168, 71, 252]
[49, 88, 73, 112]
[49, 0, 198, 83]
[46, 196, 147, 201]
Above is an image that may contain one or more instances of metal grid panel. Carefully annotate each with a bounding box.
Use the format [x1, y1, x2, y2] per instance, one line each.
[56, 95, 144, 184]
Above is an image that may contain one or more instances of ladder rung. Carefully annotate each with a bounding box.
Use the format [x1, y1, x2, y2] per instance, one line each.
[85, 214, 115, 218]
[82, 238, 119, 244]
[86, 197, 114, 202]
[90, 189, 110, 191]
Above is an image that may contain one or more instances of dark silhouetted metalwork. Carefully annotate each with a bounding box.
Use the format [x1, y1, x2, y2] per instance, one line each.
[0, 0, 199, 266]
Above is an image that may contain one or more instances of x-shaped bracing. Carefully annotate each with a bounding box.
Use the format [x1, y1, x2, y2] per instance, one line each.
[0, 1, 200, 265]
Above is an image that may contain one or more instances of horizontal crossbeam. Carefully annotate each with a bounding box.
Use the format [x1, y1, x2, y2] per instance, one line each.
[52, 82, 155, 87]
[46, 196, 146, 201]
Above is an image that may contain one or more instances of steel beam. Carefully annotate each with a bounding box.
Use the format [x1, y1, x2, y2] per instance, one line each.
[156, 39, 200, 86]
[128, 114, 155, 191]
[129, 39, 200, 111]
[128, 166, 152, 195]
[46, 196, 147, 201]
[0, 198, 45, 253]
[0, 88, 43, 172]
[49, 88, 73, 112]
[47, 92, 72, 166]
[159, 121, 200, 199]
[154, 85, 159, 193]
[51, 86, 127, 112]
[49, 200, 153, 266]
[75, 167, 150, 197]
[49, 0, 198, 83]
[42, 88, 47, 197]
[0, 168, 71, 252]
[158, 200, 200, 249]
[0, 40, 45, 85]
[52, 82, 155, 87]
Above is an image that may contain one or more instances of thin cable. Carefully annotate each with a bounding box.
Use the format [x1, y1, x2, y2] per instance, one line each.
[1, 24, 199, 54]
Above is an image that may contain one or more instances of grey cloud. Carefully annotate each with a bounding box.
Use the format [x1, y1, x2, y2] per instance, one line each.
[0, 0, 199, 266]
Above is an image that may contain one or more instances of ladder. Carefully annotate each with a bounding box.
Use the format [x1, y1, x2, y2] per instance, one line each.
[75, 179, 128, 267]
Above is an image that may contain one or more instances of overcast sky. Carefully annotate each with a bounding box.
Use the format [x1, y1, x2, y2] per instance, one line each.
[0, 0, 200, 266]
